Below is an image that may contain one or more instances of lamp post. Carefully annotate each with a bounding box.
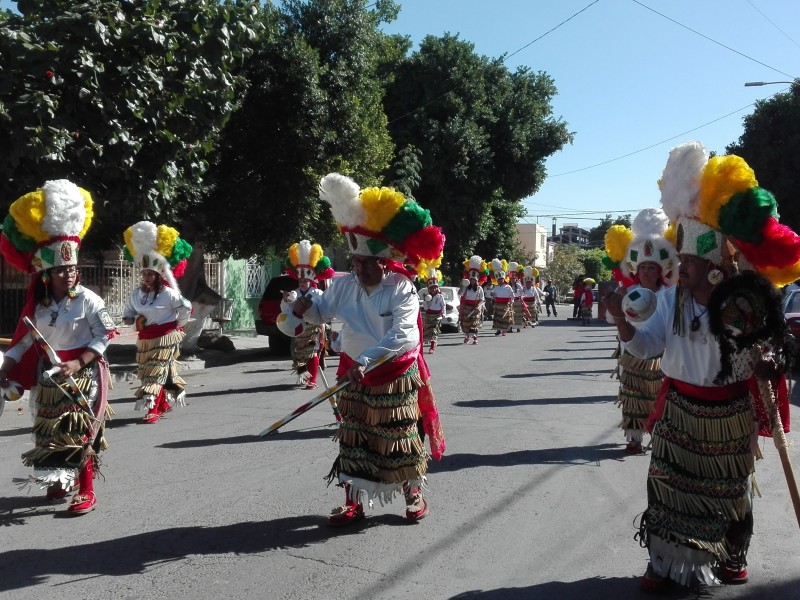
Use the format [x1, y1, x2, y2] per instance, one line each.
[744, 81, 795, 87]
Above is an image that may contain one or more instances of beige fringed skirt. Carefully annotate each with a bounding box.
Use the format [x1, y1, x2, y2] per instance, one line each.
[329, 362, 427, 504]
[134, 329, 185, 407]
[616, 350, 663, 434]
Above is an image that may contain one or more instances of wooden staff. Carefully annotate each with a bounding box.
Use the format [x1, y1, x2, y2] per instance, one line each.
[753, 347, 800, 528]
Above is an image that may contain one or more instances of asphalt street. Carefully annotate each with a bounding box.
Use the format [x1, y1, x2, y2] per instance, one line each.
[1, 310, 799, 600]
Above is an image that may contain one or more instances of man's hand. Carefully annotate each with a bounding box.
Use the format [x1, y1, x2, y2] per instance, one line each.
[604, 289, 625, 319]
[293, 295, 314, 316]
[345, 363, 366, 384]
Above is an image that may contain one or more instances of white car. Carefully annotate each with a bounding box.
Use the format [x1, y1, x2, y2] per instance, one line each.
[418, 286, 461, 333]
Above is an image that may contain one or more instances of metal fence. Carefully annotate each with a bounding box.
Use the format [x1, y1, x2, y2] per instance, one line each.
[0, 253, 226, 335]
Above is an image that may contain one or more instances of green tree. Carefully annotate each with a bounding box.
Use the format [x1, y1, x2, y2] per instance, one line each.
[545, 243, 583, 300]
[383, 34, 572, 280]
[726, 80, 800, 231]
[0, 0, 261, 251]
[199, 0, 401, 259]
[587, 213, 632, 248]
[579, 247, 611, 282]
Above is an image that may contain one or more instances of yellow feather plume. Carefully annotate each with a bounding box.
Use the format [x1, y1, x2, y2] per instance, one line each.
[604, 225, 633, 262]
[123, 226, 134, 253]
[78, 188, 94, 239]
[288, 243, 300, 266]
[156, 225, 179, 258]
[698, 155, 757, 228]
[760, 263, 800, 288]
[664, 222, 677, 246]
[308, 243, 324, 266]
[9, 191, 48, 242]
[361, 187, 405, 232]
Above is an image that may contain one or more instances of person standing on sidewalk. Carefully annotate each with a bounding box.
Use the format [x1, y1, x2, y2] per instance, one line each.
[421, 267, 445, 354]
[0, 180, 116, 516]
[543, 279, 558, 317]
[121, 221, 192, 423]
[603, 208, 677, 453]
[279, 240, 334, 390]
[459, 255, 487, 344]
[606, 141, 796, 592]
[281, 173, 446, 526]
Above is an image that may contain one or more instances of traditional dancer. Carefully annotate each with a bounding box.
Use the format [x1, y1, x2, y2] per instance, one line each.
[603, 208, 677, 453]
[280, 240, 334, 389]
[420, 267, 445, 354]
[490, 259, 513, 336]
[0, 180, 116, 515]
[606, 141, 798, 591]
[521, 266, 541, 327]
[459, 255, 487, 344]
[281, 173, 445, 526]
[122, 221, 192, 423]
[580, 278, 594, 325]
[508, 261, 525, 333]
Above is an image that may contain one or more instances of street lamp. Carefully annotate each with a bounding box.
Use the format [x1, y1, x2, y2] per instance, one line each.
[744, 81, 795, 87]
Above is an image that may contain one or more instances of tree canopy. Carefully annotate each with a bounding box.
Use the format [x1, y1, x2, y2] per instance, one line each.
[383, 33, 573, 280]
[0, 0, 261, 250]
[726, 81, 800, 232]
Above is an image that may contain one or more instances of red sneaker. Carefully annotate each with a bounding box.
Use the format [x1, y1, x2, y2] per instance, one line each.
[67, 491, 96, 516]
[640, 564, 668, 594]
[405, 489, 429, 522]
[142, 412, 160, 424]
[328, 503, 364, 527]
[719, 564, 749, 584]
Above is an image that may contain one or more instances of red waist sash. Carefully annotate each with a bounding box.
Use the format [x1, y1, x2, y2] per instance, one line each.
[425, 309, 443, 314]
[138, 320, 179, 340]
[493, 297, 511, 304]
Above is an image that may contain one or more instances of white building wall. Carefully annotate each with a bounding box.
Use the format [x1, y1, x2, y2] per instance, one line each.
[515, 223, 548, 269]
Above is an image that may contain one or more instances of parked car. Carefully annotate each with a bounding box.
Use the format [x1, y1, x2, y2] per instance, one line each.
[255, 272, 350, 355]
[783, 288, 800, 341]
[418, 286, 461, 333]
[255, 274, 296, 355]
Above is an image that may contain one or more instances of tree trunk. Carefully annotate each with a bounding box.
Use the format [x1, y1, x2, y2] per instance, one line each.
[176, 239, 223, 353]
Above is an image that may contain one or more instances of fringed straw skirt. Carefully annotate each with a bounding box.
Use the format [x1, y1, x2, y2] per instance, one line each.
[493, 301, 513, 331]
[422, 311, 442, 343]
[292, 322, 319, 374]
[135, 329, 185, 409]
[641, 383, 755, 586]
[329, 362, 427, 505]
[616, 350, 663, 437]
[459, 302, 483, 334]
[22, 360, 111, 488]
[513, 299, 526, 326]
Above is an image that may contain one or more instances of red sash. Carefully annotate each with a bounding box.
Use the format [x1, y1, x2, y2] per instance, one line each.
[138, 321, 179, 340]
[493, 297, 511, 304]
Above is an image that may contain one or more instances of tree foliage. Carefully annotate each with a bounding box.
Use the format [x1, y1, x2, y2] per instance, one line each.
[199, 0, 400, 259]
[587, 213, 631, 248]
[0, 0, 260, 250]
[383, 34, 573, 280]
[726, 81, 800, 232]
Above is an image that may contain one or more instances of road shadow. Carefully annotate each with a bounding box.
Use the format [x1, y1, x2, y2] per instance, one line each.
[242, 367, 287, 375]
[157, 427, 337, 449]
[0, 495, 63, 526]
[0, 515, 368, 593]
[453, 395, 611, 408]
[502, 370, 611, 378]
[0, 426, 29, 438]
[447, 576, 727, 600]
[186, 383, 298, 398]
[105, 416, 148, 430]
[434, 443, 624, 472]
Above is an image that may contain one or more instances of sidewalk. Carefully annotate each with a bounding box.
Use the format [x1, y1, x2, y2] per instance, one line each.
[105, 329, 271, 382]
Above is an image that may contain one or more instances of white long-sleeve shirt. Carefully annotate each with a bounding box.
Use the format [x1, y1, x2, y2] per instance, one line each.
[423, 292, 446, 313]
[302, 272, 419, 367]
[625, 285, 725, 386]
[123, 286, 191, 327]
[5, 286, 115, 361]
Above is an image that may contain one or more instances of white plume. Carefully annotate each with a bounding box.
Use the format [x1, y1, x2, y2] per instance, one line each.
[631, 207, 669, 239]
[297, 240, 312, 264]
[130, 221, 158, 256]
[319, 173, 364, 229]
[508, 261, 519, 273]
[491, 258, 503, 272]
[41, 179, 86, 237]
[659, 141, 709, 222]
[468, 255, 482, 269]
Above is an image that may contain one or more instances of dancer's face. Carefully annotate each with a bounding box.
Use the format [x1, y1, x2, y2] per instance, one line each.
[352, 255, 385, 287]
[49, 265, 77, 295]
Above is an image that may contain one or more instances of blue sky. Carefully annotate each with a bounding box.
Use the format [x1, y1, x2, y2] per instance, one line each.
[382, 0, 800, 230]
[3, 0, 798, 231]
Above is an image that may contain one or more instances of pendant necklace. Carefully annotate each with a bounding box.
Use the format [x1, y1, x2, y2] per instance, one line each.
[690, 297, 708, 342]
[48, 296, 70, 326]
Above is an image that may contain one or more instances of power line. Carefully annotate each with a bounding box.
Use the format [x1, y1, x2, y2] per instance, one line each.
[632, 0, 797, 79]
[746, 0, 800, 51]
[387, 0, 599, 125]
[548, 101, 757, 177]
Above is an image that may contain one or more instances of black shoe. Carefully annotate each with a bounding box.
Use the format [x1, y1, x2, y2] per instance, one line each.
[495, 330, 501, 336]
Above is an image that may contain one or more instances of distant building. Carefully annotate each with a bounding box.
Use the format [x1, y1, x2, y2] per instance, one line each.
[515, 223, 548, 269]
[548, 223, 590, 248]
